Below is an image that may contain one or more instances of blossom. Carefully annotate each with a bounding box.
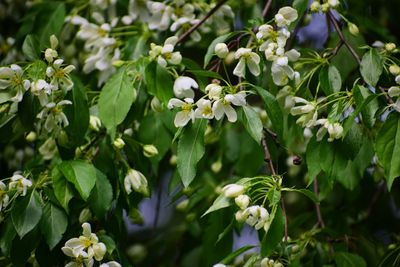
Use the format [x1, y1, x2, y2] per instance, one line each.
[36, 100, 72, 133]
[122, 0, 150, 24]
[147, 2, 173, 31]
[315, 119, 343, 142]
[0, 181, 9, 211]
[233, 48, 260, 78]
[46, 59, 75, 91]
[89, 115, 102, 131]
[205, 83, 222, 100]
[275, 7, 298, 27]
[39, 138, 58, 160]
[194, 99, 214, 119]
[244, 205, 269, 230]
[8, 172, 32, 196]
[143, 144, 159, 158]
[62, 222, 107, 262]
[100, 262, 121, 267]
[215, 43, 229, 58]
[173, 76, 198, 98]
[235, 194, 250, 210]
[213, 92, 247, 122]
[290, 97, 318, 127]
[171, 17, 202, 42]
[149, 36, 182, 68]
[30, 79, 52, 106]
[0, 64, 30, 102]
[124, 169, 149, 196]
[222, 184, 245, 198]
[168, 98, 195, 127]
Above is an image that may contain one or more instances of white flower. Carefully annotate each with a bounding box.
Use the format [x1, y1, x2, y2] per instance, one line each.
[328, 0, 339, 8]
[173, 76, 198, 99]
[147, 2, 173, 31]
[150, 36, 182, 68]
[256, 24, 274, 40]
[124, 169, 149, 196]
[213, 264, 227, 267]
[8, 172, 32, 196]
[89, 115, 102, 131]
[215, 43, 229, 59]
[235, 194, 250, 210]
[0, 181, 9, 211]
[122, 0, 150, 24]
[315, 119, 343, 142]
[168, 98, 195, 127]
[100, 262, 121, 267]
[62, 222, 107, 262]
[0, 64, 30, 102]
[194, 99, 214, 119]
[37, 100, 72, 133]
[389, 86, 400, 98]
[205, 83, 222, 100]
[233, 48, 261, 78]
[213, 92, 246, 123]
[46, 59, 75, 91]
[30, 79, 52, 106]
[222, 184, 245, 198]
[244, 205, 269, 230]
[39, 138, 58, 160]
[275, 7, 298, 27]
[171, 17, 202, 42]
[290, 97, 318, 127]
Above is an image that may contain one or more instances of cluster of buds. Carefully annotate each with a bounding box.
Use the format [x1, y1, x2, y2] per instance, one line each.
[149, 36, 182, 68]
[310, 0, 340, 13]
[0, 172, 33, 213]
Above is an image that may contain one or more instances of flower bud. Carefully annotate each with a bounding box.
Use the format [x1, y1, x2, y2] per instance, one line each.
[143, 144, 159, 158]
[224, 51, 235, 65]
[388, 86, 400, 98]
[79, 208, 92, 223]
[396, 75, 400, 85]
[89, 115, 102, 131]
[222, 184, 245, 198]
[127, 244, 147, 264]
[235, 194, 250, 209]
[235, 210, 248, 223]
[389, 65, 400, 76]
[113, 138, 125, 149]
[348, 23, 359, 36]
[211, 161, 222, 173]
[150, 97, 163, 112]
[215, 43, 229, 59]
[124, 169, 149, 196]
[310, 1, 320, 12]
[50, 34, 58, 49]
[328, 0, 339, 8]
[112, 60, 125, 67]
[321, 3, 330, 13]
[124, 128, 133, 136]
[385, 42, 396, 52]
[25, 131, 37, 142]
[176, 199, 189, 212]
[169, 154, 177, 165]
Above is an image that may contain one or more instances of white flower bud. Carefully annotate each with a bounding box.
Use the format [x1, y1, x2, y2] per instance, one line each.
[310, 1, 321, 12]
[79, 208, 92, 223]
[25, 131, 37, 142]
[235, 210, 248, 223]
[89, 115, 101, 131]
[143, 144, 159, 158]
[211, 161, 222, 173]
[348, 23, 359, 36]
[388, 86, 400, 98]
[113, 138, 125, 149]
[235, 194, 250, 209]
[124, 169, 149, 196]
[328, 0, 339, 8]
[150, 97, 163, 112]
[176, 199, 189, 211]
[385, 43, 396, 52]
[222, 184, 245, 198]
[169, 154, 177, 165]
[50, 34, 58, 49]
[215, 43, 229, 59]
[389, 65, 400, 76]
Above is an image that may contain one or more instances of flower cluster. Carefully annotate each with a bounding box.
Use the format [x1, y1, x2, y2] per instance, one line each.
[62, 222, 117, 267]
[0, 172, 33, 213]
[310, 0, 340, 13]
[167, 77, 247, 127]
[149, 36, 182, 68]
[256, 7, 300, 86]
[222, 184, 270, 231]
[387, 60, 400, 112]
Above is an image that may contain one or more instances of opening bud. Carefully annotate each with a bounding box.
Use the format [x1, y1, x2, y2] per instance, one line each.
[215, 43, 229, 59]
[143, 144, 159, 158]
[113, 138, 125, 149]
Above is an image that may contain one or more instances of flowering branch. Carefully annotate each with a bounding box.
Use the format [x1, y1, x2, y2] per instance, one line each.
[177, 0, 228, 44]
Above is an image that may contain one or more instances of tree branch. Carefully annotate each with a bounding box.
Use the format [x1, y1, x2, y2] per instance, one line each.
[313, 177, 325, 228]
[177, 0, 228, 44]
[261, 0, 273, 18]
[327, 11, 361, 65]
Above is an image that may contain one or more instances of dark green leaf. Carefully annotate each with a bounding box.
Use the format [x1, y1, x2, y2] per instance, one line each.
[375, 113, 400, 189]
[144, 61, 173, 104]
[52, 166, 74, 212]
[99, 66, 136, 132]
[12, 190, 43, 238]
[202, 194, 231, 217]
[22, 34, 40, 61]
[262, 206, 284, 255]
[353, 85, 378, 128]
[360, 48, 383, 87]
[240, 106, 263, 143]
[89, 170, 113, 218]
[0, 218, 16, 256]
[37, 3, 65, 49]
[177, 120, 207, 187]
[282, 188, 318, 203]
[335, 252, 367, 267]
[186, 69, 224, 81]
[39, 202, 68, 249]
[59, 160, 97, 200]
[220, 245, 255, 264]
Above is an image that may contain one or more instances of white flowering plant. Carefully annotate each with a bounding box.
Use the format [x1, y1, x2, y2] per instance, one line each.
[0, 0, 400, 266]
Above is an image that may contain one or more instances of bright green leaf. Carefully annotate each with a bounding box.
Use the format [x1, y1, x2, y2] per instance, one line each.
[353, 85, 378, 128]
[202, 194, 231, 217]
[52, 166, 74, 212]
[220, 245, 255, 264]
[360, 48, 383, 87]
[39, 203, 68, 249]
[240, 106, 263, 143]
[89, 170, 113, 218]
[144, 61, 173, 104]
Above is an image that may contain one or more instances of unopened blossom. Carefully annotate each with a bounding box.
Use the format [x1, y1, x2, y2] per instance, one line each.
[46, 59, 75, 91]
[205, 83, 222, 100]
[244, 205, 269, 230]
[89, 115, 101, 131]
[235, 194, 250, 210]
[0, 181, 9, 211]
[100, 262, 121, 267]
[222, 184, 245, 198]
[143, 144, 159, 158]
[213, 92, 247, 122]
[290, 97, 318, 127]
[0, 64, 30, 102]
[173, 76, 198, 99]
[315, 119, 343, 142]
[388, 86, 400, 97]
[124, 169, 149, 196]
[194, 99, 214, 119]
[62, 222, 106, 262]
[389, 65, 400, 76]
[275, 7, 298, 27]
[149, 36, 182, 68]
[215, 43, 229, 59]
[8, 172, 32, 196]
[168, 98, 195, 127]
[233, 48, 261, 78]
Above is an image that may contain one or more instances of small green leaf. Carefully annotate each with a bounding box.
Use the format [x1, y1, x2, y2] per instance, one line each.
[353, 85, 378, 128]
[144, 61, 173, 104]
[360, 48, 383, 87]
[204, 32, 237, 68]
[52, 166, 74, 212]
[88, 170, 113, 218]
[375, 113, 400, 190]
[319, 65, 342, 95]
[220, 245, 255, 264]
[335, 252, 367, 267]
[202, 194, 231, 217]
[240, 106, 263, 143]
[12, 190, 43, 238]
[39, 203, 68, 249]
[177, 120, 207, 187]
[59, 160, 97, 200]
[282, 188, 318, 203]
[98, 66, 136, 132]
[253, 86, 284, 138]
[22, 34, 40, 61]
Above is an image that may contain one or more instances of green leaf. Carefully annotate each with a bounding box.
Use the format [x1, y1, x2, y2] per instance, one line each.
[253, 86, 284, 138]
[0, 218, 16, 256]
[360, 48, 383, 87]
[375, 113, 400, 189]
[39, 203, 68, 249]
[98, 66, 136, 132]
[37, 3, 65, 49]
[220, 245, 255, 264]
[52, 166, 74, 212]
[282, 188, 318, 203]
[353, 85, 378, 128]
[240, 106, 263, 143]
[22, 34, 40, 61]
[177, 120, 207, 187]
[98, 234, 116, 255]
[203, 32, 237, 68]
[59, 160, 97, 200]
[186, 69, 224, 81]
[262, 206, 284, 255]
[335, 252, 367, 267]
[202, 194, 231, 217]
[88, 170, 113, 218]
[11, 190, 43, 238]
[291, 0, 309, 30]
[144, 61, 173, 104]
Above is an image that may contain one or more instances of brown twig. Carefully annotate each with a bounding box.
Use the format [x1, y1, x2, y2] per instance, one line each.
[327, 11, 361, 65]
[261, 0, 273, 18]
[177, 0, 228, 44]
[313, 177, 325, 228]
